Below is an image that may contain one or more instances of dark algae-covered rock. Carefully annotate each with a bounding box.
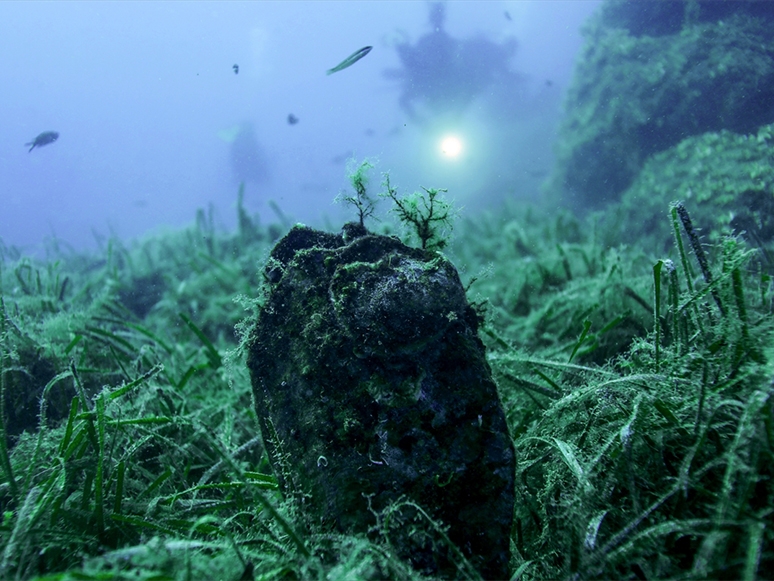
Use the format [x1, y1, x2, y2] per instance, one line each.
[246, 224, 515, 579]
[550, 0, 774, 208]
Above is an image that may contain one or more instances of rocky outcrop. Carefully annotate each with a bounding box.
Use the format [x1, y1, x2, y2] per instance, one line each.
[247, 224, 515, 579]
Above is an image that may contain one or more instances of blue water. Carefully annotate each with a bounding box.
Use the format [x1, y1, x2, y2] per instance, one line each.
[0, 1, 600, 253]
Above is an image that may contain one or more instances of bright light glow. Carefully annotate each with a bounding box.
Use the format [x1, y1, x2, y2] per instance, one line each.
[440, 135, 463, 157]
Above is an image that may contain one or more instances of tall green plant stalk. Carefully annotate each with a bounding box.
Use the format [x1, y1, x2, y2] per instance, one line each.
[0, 298, 18, 503]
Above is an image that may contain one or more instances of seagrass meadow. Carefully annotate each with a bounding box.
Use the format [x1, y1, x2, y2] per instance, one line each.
[1, 179, 773, 580]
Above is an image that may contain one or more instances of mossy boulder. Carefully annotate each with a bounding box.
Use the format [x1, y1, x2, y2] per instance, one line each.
[603, 123, 774, 253]
[246, 224, 515, 579]
[550, 0, 774, 208]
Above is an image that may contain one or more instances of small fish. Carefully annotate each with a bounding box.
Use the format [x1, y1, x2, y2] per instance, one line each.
[326, 46, 372, 75]
[25, 131, 59, 152]
[504, 11, 512, 21]
[287, 114, 299, 125]
[233, 64, 239, 74]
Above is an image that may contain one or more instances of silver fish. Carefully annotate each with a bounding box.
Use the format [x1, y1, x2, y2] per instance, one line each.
[26, 131, 59, 152]
[326, 46, 372, 75]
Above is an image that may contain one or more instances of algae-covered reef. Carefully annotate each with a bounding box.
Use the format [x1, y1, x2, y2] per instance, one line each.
[550, 0, 774, 209]
[605, 123, 774, 254]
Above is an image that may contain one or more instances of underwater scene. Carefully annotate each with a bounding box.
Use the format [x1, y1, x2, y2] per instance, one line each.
[2, 1, 774, 579]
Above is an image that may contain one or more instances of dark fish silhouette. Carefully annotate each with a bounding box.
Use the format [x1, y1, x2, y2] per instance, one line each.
[26, 131, 59, 152]
[233, 64, 239, 74]
[326, 46, 372, 75]
[287, 114, 299, 125]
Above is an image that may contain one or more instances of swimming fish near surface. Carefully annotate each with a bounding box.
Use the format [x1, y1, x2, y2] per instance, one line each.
[326, 46, 372, 75]
[26, 131, 59, 152]
[233, 64, 239, 74]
